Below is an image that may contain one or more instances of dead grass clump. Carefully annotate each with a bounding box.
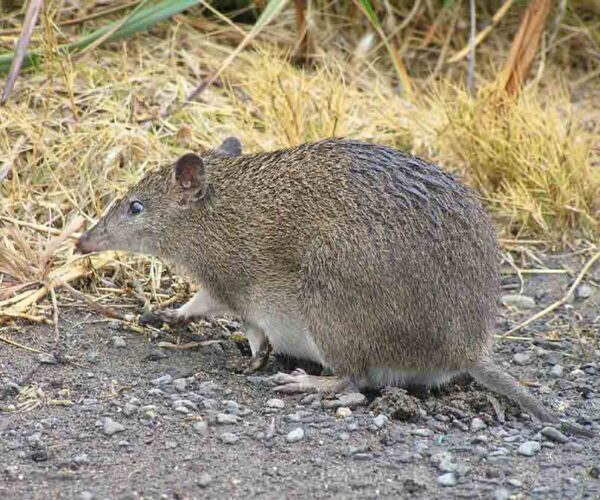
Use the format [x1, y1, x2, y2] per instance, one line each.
[413, 84, 600, 240]
[1, 7, 599, 320]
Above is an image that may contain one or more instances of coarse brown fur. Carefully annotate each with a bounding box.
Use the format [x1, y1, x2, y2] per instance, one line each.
[77, 137, 567, 426]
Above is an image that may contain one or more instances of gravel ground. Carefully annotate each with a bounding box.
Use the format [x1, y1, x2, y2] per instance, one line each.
[1, 254, 600, 500]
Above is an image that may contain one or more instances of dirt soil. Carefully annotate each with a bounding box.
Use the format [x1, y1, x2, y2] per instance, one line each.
[1, 253, 600, 500]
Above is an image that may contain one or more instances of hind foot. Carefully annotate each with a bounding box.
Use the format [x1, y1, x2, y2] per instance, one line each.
[271, 369, 349, 394]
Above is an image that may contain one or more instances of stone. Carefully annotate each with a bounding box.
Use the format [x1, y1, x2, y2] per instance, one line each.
[412, 428, 432, 437]
[216, 413, 240, 425]
[336, 407, 353, 418]
[111, 336, 126, 348]
[151, 374, 172, 386]
[549, 364, 563, 378]
[197, 473, 212, 488]
[37, 353, 57, 365]
[512, 352, 531, 365]
[493, 488, 511, 500]
[470, 417, 487, 432]
[286, 428, 305, 443]
[102, 418, 125, 436]
[220, 432, 239, 444]
[265, 398, 285, 409]
[541, 427, 569, 444]
[437, 473, 457, 487]
[173, 378, 187, 392]
[517, 441, 541, 456]
[339, 392, 367, 408]
[123, 403, 138, 417]
[373, 415, 389, 429]
[73, 453, 90, 465]
[576, 284, 593, 299]
[193, 421, 209, 435]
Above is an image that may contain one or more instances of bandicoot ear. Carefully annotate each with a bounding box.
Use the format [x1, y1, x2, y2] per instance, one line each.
[216, 136, 242, 157]
[174, 153, 207, 203]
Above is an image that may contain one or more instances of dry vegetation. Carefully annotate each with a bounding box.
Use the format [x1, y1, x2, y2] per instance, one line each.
[1, 0, 599, 323]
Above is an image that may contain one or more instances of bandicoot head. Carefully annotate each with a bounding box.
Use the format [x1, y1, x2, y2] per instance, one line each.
[75, 137, 242, 256]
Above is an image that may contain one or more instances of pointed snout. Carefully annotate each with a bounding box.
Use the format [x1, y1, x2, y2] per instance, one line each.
[74, 230, 97, 255]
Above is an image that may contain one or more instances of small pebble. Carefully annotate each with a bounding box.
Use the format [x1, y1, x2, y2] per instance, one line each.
[193, 421, 209, 435]
[373, 415, 389, 429]
[37, 353, 57, 365]
[286, 428, 305, 443]
[265, 398, 285, 410]
[151, 374, 172, 386]
[173, 378, 187, 392]
[517, 441, 541, 457]
[336, 407, 353, 418]
[412, 428, 432, 437]
[73, 453, 89, 465]
[216, 413, 239, 425]
[541, 426, 569, 444]
[220, 432, 239, 444]
[493, 487, 510, 500]
[512, 352, 531, 365]
[165, 440, 177, 449]
[549, 364, 563, 378]
[224, 400, 241, 415]
[111, 336, 126, 348]
[576, 284, 593, 299]
[470, 418, 487, 432]
[565, 442, 584, 452]
[507, 479, 523, 487]
[102, 418, 125, 436]
[80, 492, 95, 500]
[197, 473, 212, 488]
[437, 473, 457, 487]
[123, 403, 138, 417]
[501, 294, 535, 309]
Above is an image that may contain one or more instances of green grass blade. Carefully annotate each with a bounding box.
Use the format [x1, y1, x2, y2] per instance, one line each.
[0, 0, 199, 74]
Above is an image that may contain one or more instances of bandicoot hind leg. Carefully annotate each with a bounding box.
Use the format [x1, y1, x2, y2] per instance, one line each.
[270, 368, 350, 394]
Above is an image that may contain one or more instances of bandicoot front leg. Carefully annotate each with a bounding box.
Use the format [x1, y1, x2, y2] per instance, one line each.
[244, 325, 271, 373]
[141, 288, 227, 326]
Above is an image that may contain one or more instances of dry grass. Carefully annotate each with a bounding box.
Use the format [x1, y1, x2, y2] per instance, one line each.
[1, 1, 599, 319]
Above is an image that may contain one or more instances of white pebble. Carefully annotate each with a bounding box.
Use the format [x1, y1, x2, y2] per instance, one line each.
[336, 407, 353, 418]
[286, 428, 305, 443]
[193, 421, 208, 435]
[102, 418, 125, 436]
[265, 398, 285, 409]
[470, 417, 487, 432]
[220, 432, 239, 444]
[518, 441, 541, 456]
[437, 472, 457, 487]
[373, 414, 389, 429]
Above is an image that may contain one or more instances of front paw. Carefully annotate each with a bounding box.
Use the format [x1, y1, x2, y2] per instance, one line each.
[243, 353, 270, 374]
[139, 309, 189, 328]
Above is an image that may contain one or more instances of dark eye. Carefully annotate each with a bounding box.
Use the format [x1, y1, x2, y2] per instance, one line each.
[129, 201, 144, 215]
